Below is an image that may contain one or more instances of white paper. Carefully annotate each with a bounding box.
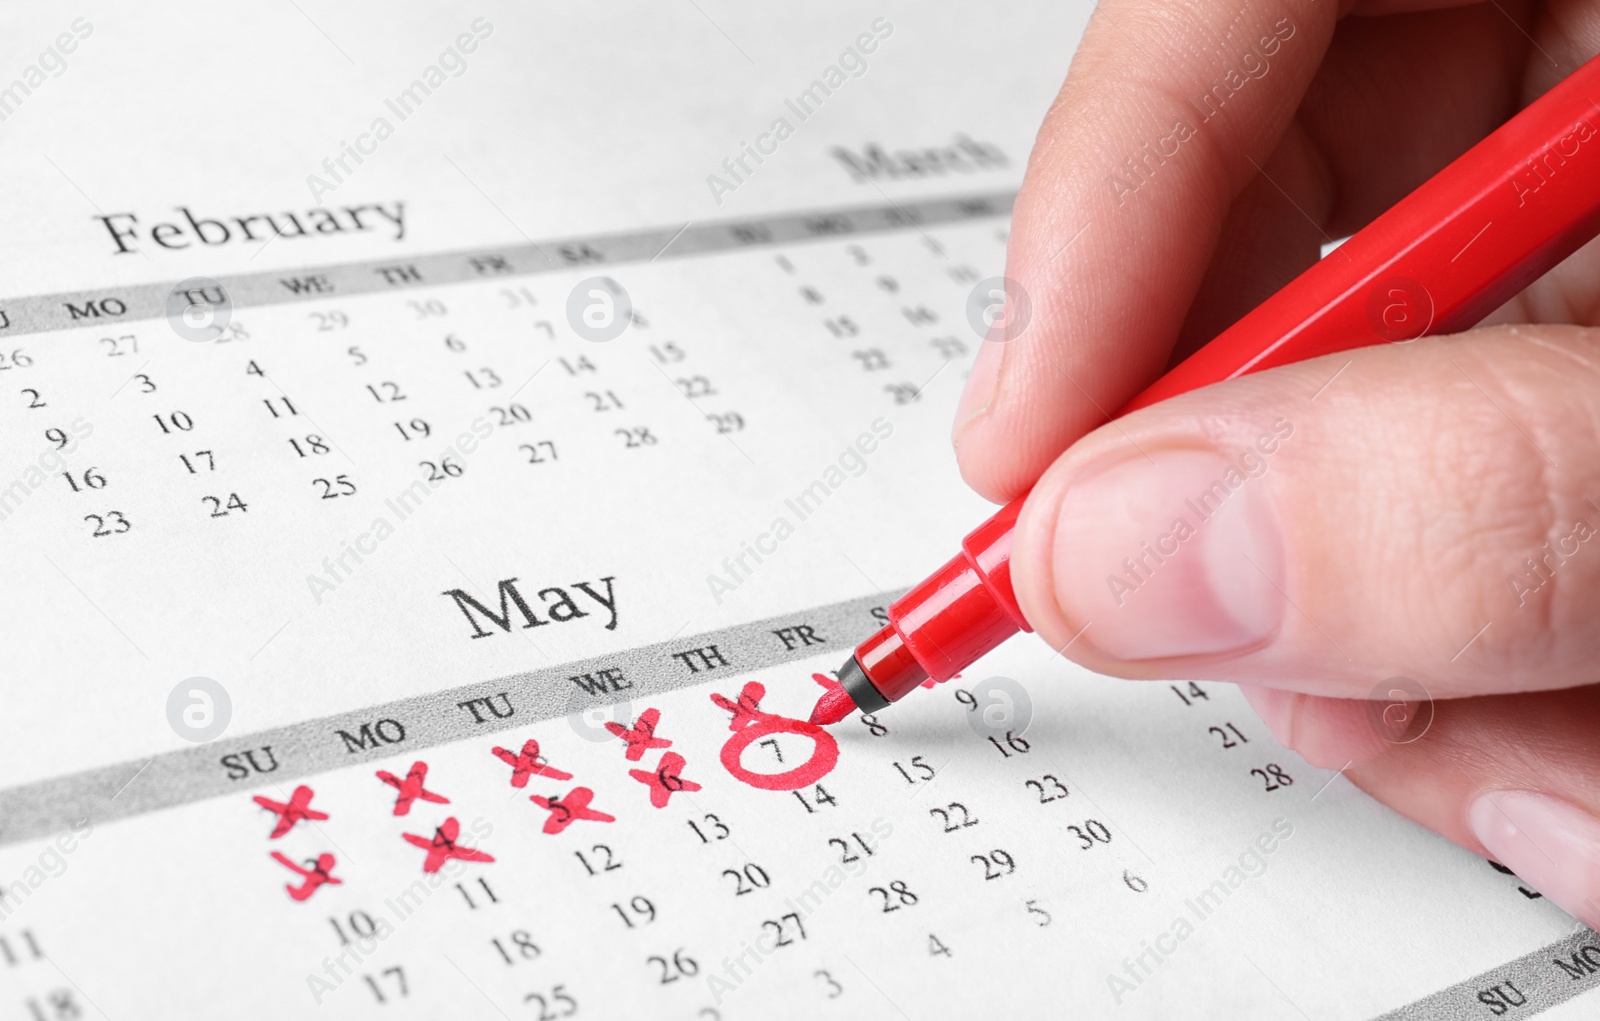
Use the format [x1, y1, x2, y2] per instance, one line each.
[0, 2, 1590, 1018]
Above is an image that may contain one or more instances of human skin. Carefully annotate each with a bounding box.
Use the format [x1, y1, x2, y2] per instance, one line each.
[953, 0, 1600, 927]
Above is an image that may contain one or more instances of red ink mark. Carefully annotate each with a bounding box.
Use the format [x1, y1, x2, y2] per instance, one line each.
[710, 681, 839, 791]
[812, 672, 843, 695]
[401, 816, 495, 873]
[529, 787, 616, 834]
[490, 739, 573, 788]
[920, 672, 958, 690]
[605, 708, 673, 761]
[270, 850, 341, 901]
[628, 752, 702, 808]
[710, 683, 766, 728]
[252, 785, 328, 838]
[376, 761, 449, 816]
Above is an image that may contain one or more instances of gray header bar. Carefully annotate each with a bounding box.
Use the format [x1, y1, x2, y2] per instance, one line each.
[0, 590, 900, 846]
[0, 190, 1016, 337]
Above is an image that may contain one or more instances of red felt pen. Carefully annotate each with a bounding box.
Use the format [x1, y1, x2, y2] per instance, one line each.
[811, 53, 1600, 726]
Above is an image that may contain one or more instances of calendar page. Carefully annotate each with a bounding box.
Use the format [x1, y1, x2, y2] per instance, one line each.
[0, 2, 1594, 1019]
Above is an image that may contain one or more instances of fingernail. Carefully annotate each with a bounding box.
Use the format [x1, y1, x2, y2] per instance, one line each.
[1240, 685, 1298, 747]
[1050, 448, 1285, 661]
[952, 324, 1007, 444]
[1468, 790, 1600, 930]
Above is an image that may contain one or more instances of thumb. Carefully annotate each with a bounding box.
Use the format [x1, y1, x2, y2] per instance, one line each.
[1009, 324, 1600, 697]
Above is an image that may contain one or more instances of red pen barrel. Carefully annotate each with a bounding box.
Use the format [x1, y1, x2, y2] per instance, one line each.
[1123, 53, 1600, 413]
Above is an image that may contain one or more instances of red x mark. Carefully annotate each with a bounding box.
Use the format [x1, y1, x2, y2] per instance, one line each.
[376, 761, 449, 816]
[710, 679, 839, 791]
[252, 785, 328, 839]
[605, 708, 673, 761]
[710, 682, 767, 730]
[490, 739, 573, 788]
[270, 850, 341, 902]
[628, 752, 702, 808]
[529, 787, 616, 834]
[401, 816, 495, 873]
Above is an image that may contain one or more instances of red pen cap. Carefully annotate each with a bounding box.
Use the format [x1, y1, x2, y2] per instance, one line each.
[860, 497, 1032, 702]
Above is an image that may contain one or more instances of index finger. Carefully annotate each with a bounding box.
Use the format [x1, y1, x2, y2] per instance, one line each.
[951, 0, 1339, 500]
[952, 0, 1564, 500]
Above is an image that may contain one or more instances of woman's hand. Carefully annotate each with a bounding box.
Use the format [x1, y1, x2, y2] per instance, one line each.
[955, 0, 1600, 924]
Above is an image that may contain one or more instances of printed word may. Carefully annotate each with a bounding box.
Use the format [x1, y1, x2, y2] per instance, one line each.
[444, 576, 620, 639]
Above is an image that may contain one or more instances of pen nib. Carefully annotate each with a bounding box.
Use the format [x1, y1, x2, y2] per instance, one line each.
[808, 685, 857, 726]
